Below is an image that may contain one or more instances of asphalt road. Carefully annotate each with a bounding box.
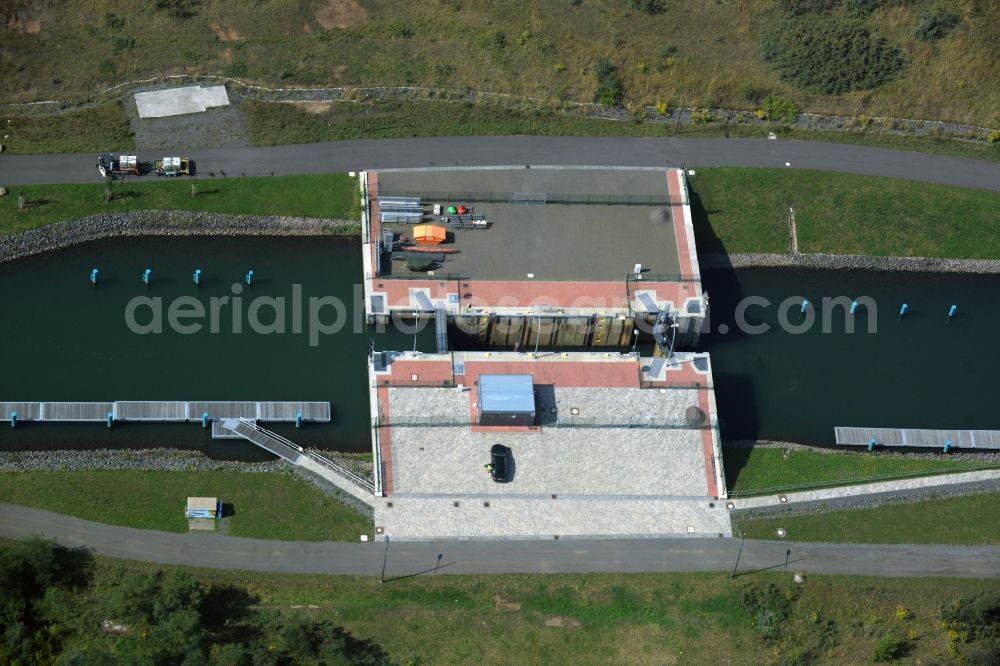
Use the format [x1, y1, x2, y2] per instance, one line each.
[1, 136, 999, 190]
[2, 504, 997, 578]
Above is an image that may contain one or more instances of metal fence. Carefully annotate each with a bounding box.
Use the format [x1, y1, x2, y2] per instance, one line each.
[378, 191, 687, 207]
[373, 414, 717, 430]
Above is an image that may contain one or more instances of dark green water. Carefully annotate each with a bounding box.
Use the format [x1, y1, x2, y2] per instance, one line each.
[2, 238, 997, 455]
[701, 267, 1000, 445]
[0, 236, 434, 458]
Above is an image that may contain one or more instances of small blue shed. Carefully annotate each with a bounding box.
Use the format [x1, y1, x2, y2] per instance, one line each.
[478, 374, 536, 426]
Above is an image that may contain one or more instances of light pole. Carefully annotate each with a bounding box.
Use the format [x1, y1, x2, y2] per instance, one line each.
[666, 322, 680, 364]
[379, 535, 390, 583]
[631, 328, 640, 355]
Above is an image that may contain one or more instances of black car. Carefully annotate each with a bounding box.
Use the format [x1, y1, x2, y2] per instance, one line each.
[490, 444, 511, 483]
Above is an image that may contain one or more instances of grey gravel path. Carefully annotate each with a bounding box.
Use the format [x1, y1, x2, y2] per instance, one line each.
[1, 503, 997, 578]
[1, 137, 999, 190]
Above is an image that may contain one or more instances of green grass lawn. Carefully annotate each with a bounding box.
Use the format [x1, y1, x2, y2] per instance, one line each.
[690, 168, 1000, 258]
[736, 492, 1000, 546]
[0, 470, 370, 541]
[0, 173, 357, 234]
[85, 555, 991, 665]
[724, 447, 994, 496]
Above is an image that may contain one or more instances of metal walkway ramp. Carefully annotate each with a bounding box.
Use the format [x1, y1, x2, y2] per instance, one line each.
[222, 419, 376, 504]
[435, 307, 448, 353]
[835, 426, 1000, 450]
[221, 419, 302, 463]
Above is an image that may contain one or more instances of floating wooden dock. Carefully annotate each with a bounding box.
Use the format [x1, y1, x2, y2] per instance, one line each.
[2, 401, 330, 424]
[836, 426, 1000, 450]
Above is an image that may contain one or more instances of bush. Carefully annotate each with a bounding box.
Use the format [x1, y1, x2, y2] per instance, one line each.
[741, 584, 792, 640]
[630, 0, 666, 14]
[388, 20, 414, 38]
[941, 593, 1000, 641]
[915, 8, 960, 42]
[776, 0, 839, 15]
[844, 0, 901, 17]
[154, 0, 198, 19]
[762, 95, 800, 123]
[762, 18, 905, 94]
[872, 635, 904, 662]
[224, 60, 249, 77]
[593, 57, 623, 107]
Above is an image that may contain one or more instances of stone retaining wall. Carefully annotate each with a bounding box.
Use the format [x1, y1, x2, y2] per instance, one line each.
[701, 252, 1000, 274]
[0, 210, 355, 264]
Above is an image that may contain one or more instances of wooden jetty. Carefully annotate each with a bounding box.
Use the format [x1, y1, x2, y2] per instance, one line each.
[835, 426, 1000, 450]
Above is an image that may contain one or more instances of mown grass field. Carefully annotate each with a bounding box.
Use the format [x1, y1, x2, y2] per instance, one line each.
[0, 173, 357, 234]
[0, 470, 371, 541]
[736, 492, 1000, 545]
[723, 447, 992, 495]
[689, 167, 1000, 258]
[3, 0, 999, 127]
[81, 554, 993, 665]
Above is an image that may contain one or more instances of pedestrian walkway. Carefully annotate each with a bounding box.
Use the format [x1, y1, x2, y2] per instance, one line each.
[0, 503, 996, 577]
[728, 469, 1000, 511]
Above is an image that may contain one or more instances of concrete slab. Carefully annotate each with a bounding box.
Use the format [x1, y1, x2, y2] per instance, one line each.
[135, 85, 231, 119]
[375, 496, 731, 540]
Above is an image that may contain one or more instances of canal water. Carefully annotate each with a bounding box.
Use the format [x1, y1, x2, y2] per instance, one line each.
[0, 236, 434, 458]
[701, 267, 1000, 445]
[2, 236, 998, 457]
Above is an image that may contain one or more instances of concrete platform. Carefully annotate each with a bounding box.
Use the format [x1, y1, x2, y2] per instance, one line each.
[374, 496, 732, 540]
[134, 85, 230, 119]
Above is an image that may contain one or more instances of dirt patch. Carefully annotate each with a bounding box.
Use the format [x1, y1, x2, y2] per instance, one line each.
[289, 101, 333, 115]
[315, 0, 368, 30]
[543, 616, 581, 628]
[493, 595, 522, 612]
[220, 47, 233, 65]
[209, 21, 241, 41]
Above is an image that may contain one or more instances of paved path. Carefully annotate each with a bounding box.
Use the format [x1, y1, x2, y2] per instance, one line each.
[1, 136, 999, 191]
[2, 504, 997, 578]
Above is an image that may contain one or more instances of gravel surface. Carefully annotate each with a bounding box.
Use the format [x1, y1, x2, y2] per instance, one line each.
[724, 439, 1000, 463]
[125, 86, 250, 151]
[701, 252, 1000, 274]
[0, 210, 354, 264]
[0, 448, 285, 472]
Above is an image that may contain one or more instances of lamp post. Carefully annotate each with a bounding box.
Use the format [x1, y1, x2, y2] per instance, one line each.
[379, 535, 390, 583]
[631, 328, 640, 355]
[666, 322, 680, 364]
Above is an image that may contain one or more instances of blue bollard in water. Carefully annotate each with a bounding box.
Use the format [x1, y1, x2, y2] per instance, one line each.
[245, 270, 254, 286]
[868, 437, 876, 452]
[106, 412, 114, 428]
[202, 412, 209, 429]
[943, 440, 952, 453]
[800, 299, 809, 314]
[296, 411, 303, 429]
[850, 300, 858, 315]
[948, 304, 957, 321]
[898, 303, 908, 321]
[9, 411, 15, 428]
[142, 268, 152, 285]
[193, 269, 202, 286]
[90, 268, 99, 284]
